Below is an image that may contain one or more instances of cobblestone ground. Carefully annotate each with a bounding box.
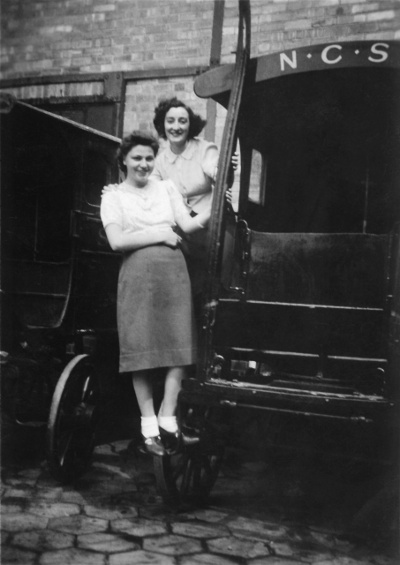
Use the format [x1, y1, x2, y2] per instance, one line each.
[1, 422, 398, 565]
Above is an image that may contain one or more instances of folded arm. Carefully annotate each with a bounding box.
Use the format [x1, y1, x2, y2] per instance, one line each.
[104, 224, 181, 252]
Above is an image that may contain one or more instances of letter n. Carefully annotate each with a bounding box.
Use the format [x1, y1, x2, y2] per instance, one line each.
[280, 51, 297, 72]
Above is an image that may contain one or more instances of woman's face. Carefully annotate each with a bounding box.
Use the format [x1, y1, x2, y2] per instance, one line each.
[123, 144, 155, 187]
[164, 106, 190, 148]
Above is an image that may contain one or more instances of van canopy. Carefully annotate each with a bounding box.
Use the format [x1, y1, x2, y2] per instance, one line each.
[195, 41, 400, 234]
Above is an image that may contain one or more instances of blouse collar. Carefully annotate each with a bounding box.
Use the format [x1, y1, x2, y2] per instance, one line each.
[164, 138, 197, 163]
[121, 179, 156, 194]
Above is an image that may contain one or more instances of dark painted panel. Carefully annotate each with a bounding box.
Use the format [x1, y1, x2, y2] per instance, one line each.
[1, 100, 120, 332]
[247, 232, 389, 308]
[73, 254, 119, 331]
[214, 300, 386, 359]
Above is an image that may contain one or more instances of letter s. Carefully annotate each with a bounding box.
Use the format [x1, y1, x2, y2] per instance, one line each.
[368, 43, 389, 64]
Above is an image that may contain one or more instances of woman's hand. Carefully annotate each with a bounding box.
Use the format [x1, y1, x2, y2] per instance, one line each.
[102, 184, 119, 196]
[162, 228, 182, 248]
[231, 152, 239, 170]
[225, 152, 239, 191]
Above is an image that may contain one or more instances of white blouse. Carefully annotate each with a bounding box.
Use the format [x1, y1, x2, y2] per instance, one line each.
[100, 178, 189, 234]
[151, 137, 219, 214]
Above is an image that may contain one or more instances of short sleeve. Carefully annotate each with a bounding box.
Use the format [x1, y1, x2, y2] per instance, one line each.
[165, 180, 190, 222]
[100, 191, 123, 228]
[201, 141, 219, 181]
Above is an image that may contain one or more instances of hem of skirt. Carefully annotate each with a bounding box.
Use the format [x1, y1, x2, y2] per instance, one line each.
[119, 347, 197, 373]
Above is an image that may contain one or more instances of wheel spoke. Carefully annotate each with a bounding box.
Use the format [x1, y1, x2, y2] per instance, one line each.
[81, 376, 90, 400]
[179, 458, 195, 496]
[58, 432, 73, 466]
[201, 456, 212, 476]
[170, 454, 187, 482]
[153, 406, 225, 504]
[192, 460, 203, 492]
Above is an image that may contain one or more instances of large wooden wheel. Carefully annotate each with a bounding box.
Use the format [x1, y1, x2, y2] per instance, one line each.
[46, 354, 99, 483]
[154, 406, 225, 505]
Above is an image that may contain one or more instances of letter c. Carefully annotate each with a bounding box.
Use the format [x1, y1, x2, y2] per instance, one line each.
[321, 44, 342, 65]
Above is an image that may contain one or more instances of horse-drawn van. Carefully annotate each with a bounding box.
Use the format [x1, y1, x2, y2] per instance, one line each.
[153, 6, 400, 503]
[1, 1, 399, 506]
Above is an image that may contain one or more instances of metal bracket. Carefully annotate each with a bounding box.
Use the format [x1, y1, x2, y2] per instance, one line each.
[229, 219, 250, 299]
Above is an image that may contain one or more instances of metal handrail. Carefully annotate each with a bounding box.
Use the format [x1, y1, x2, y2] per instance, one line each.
[198, 0, 251, 380]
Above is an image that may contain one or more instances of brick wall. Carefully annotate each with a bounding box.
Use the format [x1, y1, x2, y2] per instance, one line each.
[123, 75, 209, 144]
[0, 0, 215, 78]
[2, 1, 399, 79]
[223, 0, 400, 63]
[1, 0, 399, 138]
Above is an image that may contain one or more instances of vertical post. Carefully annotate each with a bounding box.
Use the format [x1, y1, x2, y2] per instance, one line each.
[204, 0, 225, 142]
[199, 0, 251, 380]
[210, 0, 225, 67]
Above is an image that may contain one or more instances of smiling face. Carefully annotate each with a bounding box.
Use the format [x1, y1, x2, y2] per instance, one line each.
[123, 144, 155, 187]
[164, 106, 190, 151]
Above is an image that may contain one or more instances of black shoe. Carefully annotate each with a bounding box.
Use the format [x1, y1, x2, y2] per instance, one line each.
[159, 427, 180, 455]
[139, 435, 166, 457]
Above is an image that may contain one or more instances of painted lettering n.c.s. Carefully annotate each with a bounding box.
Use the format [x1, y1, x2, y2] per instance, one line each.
[279, 42, 390, 72]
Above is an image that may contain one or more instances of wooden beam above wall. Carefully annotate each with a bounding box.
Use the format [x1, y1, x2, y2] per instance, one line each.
[205, 0, 225, 142]
[210, 0, 225, 68]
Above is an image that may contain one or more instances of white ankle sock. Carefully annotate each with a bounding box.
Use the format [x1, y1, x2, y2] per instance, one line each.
[158, 415, 178, 433]
[141, 416, 159, 438]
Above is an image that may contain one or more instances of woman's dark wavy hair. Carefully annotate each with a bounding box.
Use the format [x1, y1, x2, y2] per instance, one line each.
[153, 97, 206, 140]
[117, 131, 159, 174]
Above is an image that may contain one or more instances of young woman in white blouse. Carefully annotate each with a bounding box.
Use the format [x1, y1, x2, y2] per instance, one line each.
[152, 97, 237, 297]
[100, 131, 210, 457]
[104, 98, 237, 299]
[152, 97, 219, 219]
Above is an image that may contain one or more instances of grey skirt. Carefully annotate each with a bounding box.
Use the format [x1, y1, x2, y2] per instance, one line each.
[117, 244, 197, 373]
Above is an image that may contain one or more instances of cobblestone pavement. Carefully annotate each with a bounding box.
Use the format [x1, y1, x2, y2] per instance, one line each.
[1, 425, 398, 565]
